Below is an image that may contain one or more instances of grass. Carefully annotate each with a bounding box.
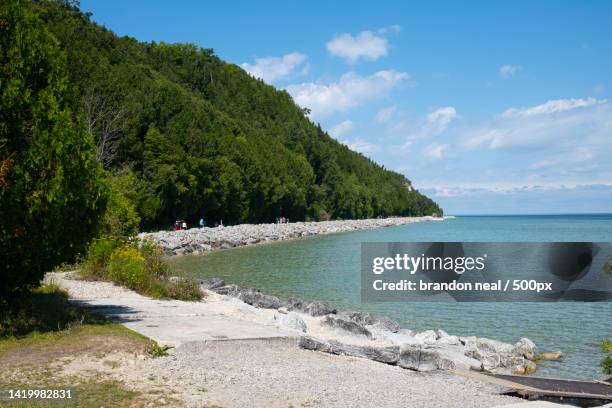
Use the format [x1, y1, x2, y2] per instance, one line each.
[0, 285, 177, 407]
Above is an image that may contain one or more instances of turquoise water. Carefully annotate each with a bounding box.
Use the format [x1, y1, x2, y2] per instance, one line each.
[169, 215, 612, 380]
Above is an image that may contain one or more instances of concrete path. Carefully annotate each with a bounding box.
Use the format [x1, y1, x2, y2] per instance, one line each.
[46, 272, 294, 346]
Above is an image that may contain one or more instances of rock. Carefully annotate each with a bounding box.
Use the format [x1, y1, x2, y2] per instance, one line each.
[414, 330, 438, 344]
[513, 338, 538, 360]
[199, 277, 225, 290]
[275, 312, 307, 332]
[535, 351, 564, 361]
[509, 359, 537, 375]
[277, 307, 288, 314]
[213, 284, 242, 296]
[336, 311, 401, 333]
[399, 346, 481, 372]
[461, 337, 514, 355]
[299, 336, 399, 364]
[237, 288, 281, 309]
[323, 316, 372, 338]
[436, 335, 461, 346]
[283, 297, 307, 312]
[465, 348, 501, 371]
[305, 301, 337, 316]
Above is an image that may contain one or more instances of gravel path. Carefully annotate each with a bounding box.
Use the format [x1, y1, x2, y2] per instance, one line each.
[154, 338, 519, 408]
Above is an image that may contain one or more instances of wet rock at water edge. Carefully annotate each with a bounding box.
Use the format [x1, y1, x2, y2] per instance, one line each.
[199, 277, 225, 290]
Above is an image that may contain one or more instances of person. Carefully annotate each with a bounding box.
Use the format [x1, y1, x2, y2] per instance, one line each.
[174, 220, 181, 231]
[199, 218, 205, 228]
[182, 220, 187, 230]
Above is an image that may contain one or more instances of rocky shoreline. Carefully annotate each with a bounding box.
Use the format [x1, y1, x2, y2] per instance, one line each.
[139, 216, 443, 256]
[201, 277, 564, 375]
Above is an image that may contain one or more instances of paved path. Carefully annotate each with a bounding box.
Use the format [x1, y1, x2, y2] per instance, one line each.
[46, 272, 294, 346]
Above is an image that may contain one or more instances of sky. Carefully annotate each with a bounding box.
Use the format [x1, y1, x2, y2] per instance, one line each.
[80, 0, 612, 215]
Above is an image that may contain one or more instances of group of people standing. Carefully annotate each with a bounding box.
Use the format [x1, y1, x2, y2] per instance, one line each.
[276, 216, 289, 224]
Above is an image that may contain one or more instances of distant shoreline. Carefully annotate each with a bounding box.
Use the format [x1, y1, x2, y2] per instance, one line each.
[139, 216, 446, 256]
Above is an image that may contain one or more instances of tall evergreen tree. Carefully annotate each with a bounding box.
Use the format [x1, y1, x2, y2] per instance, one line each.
[0, 0, 107, 299]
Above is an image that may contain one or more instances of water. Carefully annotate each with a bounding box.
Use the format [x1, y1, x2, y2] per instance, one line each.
[169, 214, 612, 380]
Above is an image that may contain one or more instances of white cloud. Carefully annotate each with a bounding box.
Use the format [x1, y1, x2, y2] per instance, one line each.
[499, 64, 521, 78]
[378, 24, 401, 34]
[424, 143, 449, 160]
[326, 31, 389, 64]
[375, 106, 397, 123]
[343, 139, 378, 154]
[501, 97, 606, 118]
[241, 52, 308, 83]
[286, 70, 409, 118]
[465, 97, 611, 150]
[329, 120, 355, 138]
[404, 106, 457, 144]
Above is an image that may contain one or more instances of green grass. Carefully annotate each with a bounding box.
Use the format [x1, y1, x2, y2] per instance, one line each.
[0, 284, 173, 407]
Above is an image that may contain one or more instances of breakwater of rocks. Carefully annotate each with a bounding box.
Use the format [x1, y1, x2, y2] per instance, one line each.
[198, 278, 564, 375]
[140, 216, 442, 256]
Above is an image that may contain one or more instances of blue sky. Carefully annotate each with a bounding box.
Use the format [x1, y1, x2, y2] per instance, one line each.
[80, 0, 612, 215]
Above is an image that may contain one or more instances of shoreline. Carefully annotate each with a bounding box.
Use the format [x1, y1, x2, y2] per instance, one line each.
[44, 271, 525, 407]
[139, 216, 445, 256]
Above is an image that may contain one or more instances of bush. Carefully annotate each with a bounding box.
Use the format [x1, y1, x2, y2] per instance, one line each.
[81, 236, 120, 279]
[80, 239, 202, 301]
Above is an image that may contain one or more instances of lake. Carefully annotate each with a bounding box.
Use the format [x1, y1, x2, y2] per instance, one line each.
[169, 214, 612, 380]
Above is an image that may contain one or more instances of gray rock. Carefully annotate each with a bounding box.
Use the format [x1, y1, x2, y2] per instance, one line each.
[214, 284, 242, 296]
[399, 346, 481, 372]
[305, 301, 337, 316]
[513, 337, 538, 360]
[238, 288, 281, 309]
[276, 312, 307, 332]
[323, 316, 372, 338]
[299, 336, 399, 364]
[414, 330, 438, 344]
[337, 311, 401, 333]
[283, 297, 307, 312]
[199, 277, 225, 290]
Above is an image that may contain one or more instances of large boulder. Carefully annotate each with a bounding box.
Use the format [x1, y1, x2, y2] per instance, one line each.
[336, 311, 401, 333]
[399, 345, 481, 372]
[275, 312, 307, 332]
[305, 301, 337, 316]
[323, 316, 372, 338]
[414, 330, 438, 344]
[199, 277, 225, 290]
[299, 336, 399, 364]
[513, 338, 538, 360]
[237, 288, 282, 309]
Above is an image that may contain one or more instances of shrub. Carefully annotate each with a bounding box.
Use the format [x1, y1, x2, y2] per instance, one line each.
[80, 239, 202, 301]
[107, 245, 148, 291]
[81, 236, 120, 279]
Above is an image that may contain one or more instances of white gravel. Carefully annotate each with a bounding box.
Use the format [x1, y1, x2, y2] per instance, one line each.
[154, 338, 520, 408]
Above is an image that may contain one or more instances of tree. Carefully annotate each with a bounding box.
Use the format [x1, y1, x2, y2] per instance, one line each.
[0, 0, 107, 299]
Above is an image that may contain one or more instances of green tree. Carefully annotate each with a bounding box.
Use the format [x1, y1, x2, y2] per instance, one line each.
[0, 0, 107, 299]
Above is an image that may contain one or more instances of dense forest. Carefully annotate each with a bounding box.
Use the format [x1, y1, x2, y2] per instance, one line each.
[34, 0, 441, 229]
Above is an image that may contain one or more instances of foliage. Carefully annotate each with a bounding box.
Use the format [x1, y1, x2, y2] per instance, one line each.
[81, 238, 202, 301]
[601, 338, 612, 375]
[146, 342, 173, 357]
[33, 0, 442, 231]
[0, 0, 107, 300]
